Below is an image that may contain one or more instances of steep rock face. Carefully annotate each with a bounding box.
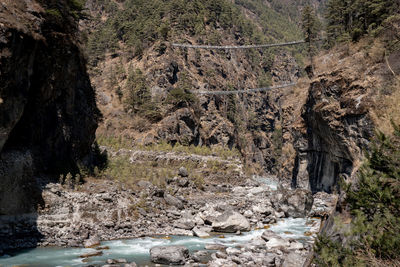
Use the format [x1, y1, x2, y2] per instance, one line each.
[291, 43, 392, 192]
[0, 0, 99, 215]
[294, 77, 373, 192]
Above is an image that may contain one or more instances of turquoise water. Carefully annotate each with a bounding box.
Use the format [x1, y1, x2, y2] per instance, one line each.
[0, 218, 318, 267]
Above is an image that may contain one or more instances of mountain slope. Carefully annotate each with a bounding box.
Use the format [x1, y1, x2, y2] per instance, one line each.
[82, 0, 309, 174]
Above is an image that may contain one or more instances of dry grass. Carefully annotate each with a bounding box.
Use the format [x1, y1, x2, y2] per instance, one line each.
[97, 134, 241, 160]
[138, 141, 241, 160]
[101, 155, 173, 188]
[373, 79, 400, 135]
[95, 139, 242, 189]
[96, 135, 132, 150]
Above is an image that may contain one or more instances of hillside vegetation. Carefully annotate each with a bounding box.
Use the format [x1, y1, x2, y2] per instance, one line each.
[82, 0, 313, 178]
[85, 0, 303, 67]
[325, 0, 400, 44]
[315, 123, 400, 266]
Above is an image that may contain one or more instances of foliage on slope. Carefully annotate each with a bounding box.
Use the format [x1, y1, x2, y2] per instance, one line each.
[325, 0, 400, 44]
[234, 0, 302, 41]
[85, 0, 281, 66]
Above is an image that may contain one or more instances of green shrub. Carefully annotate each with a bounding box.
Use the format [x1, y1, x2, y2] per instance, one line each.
[314, 122, 400, 265]
[314, 235, 364, 267]
[46, 9, 62, 19]
[124, 67, 163, 122]
[167, 72, 197, 108]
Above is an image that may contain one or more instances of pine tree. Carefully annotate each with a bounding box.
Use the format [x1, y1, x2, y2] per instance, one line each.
[301, 5, 319, 73]
[125, 67, 151, 112]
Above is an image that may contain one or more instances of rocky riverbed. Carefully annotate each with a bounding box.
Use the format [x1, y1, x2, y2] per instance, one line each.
[0, 170, 336, 266]
[0, 147, 337, 266]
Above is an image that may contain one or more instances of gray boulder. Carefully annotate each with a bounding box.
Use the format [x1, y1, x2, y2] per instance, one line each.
[178, 167, 189, 177]
[309, 192, 338, 217]
[174, 218, 196, 230]
[285, 189, 313, 218]
[282, 251, 307, 267]
[262, 230, 290, 249]
[261, 230, 282, 242]
[212, 210, 250, 233]
[192, 250, 210, 263]
[164, 194, 184, 209]
[150, 245, 189, 265]
[192, 227, 211, 238]
[137, 180, 153, 189]
[84, 235, 100, 248]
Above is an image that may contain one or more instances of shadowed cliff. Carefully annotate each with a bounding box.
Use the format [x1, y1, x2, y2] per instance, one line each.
[0, 0, 100, 250]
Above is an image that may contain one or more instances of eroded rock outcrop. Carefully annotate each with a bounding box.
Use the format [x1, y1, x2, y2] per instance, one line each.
[293, 75, 374, 193]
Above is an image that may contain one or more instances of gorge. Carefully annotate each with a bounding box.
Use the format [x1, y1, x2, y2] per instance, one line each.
[0, 0, 399, 266]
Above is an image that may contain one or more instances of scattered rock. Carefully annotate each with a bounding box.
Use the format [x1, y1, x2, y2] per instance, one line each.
[289, 241, 304, 250]
[248, 187, 265, 195]
[243, 210, 253, 218]
[252, 205, 273, 215]
[212, 211, 250, 233]
[208, 258, 238, 267]
[178, 177, 189, 187]
[215, 251, 228, 259]
[275, 211, 286, 218]
[226, 247, 240, 256]
[106, 258, 128, 264]
[205, 244, 227, 251]
[262, 230, 290, 249]
[150, 245, 189, 265]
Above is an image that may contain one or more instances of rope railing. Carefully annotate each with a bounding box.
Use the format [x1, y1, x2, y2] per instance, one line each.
[192, 83, 296, 95]
[172, 40, 306, 50]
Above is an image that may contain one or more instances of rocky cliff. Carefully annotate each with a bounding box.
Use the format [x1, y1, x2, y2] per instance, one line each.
[290, 40, 398, 193]
[0, 0, 99, 215]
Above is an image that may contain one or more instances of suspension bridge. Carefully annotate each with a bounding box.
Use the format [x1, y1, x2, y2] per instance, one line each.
[171, 40, 306, 50]
[172, 39, 307, 95]
[194, 83, 296, 95]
